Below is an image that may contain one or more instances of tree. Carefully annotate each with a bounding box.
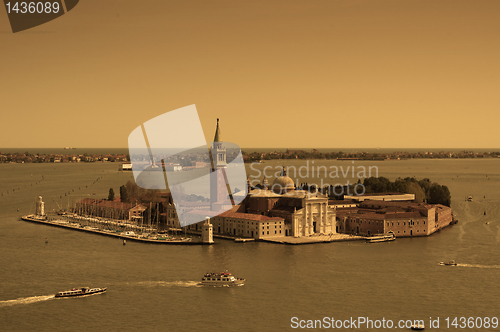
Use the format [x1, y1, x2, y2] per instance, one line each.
[362, 176, 448, 204]
[418, 178, 432, 199]
[428, 184, 451, 206]
[406, 182, 426, 203]
[108, 188, 115, 201]
[120, 185, 129, 203]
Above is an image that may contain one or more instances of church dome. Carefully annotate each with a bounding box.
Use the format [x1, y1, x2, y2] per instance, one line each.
[272, 176, 295, 190]
[271, 167, 295, 193]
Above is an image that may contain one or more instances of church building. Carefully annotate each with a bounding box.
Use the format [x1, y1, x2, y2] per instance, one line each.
[181, 119, 338, 239]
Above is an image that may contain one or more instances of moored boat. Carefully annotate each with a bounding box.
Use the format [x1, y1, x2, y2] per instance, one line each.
[201, 271, 245, 287]
[55, 287, 107, 298]
[366, 234, 395, 243]
[235, 238, 255, 243]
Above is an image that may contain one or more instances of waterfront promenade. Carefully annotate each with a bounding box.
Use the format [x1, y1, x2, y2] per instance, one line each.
[21, 214, 369, 245]
[261, 233, 365, 244]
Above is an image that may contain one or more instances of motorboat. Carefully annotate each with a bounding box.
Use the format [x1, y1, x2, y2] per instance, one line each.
[55, 287, 107, 298]
[411, 323, 425, 330]
[439, 260, 457, 266]
[366, 233, 395, 243]
[201, 271, 245, 287]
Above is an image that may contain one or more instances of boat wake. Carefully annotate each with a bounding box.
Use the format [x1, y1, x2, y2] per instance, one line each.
[134, 281, 203, 288]
[0, 295, 55, 308]
[456, 263, 500, 269]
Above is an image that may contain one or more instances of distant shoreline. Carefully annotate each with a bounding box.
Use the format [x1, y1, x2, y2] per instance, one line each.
[2, 148, 500, 164]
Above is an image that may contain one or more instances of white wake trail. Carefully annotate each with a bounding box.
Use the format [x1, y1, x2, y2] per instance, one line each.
[134, 281, 203, 288]
[456, 263, 500, 269]
[0, 295, 55, 308]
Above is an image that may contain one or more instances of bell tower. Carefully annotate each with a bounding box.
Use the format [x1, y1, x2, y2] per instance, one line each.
[212, 118, 226, 168]
[210, 118, 229, 209]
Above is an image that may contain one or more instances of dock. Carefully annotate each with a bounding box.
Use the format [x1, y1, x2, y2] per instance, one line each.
[235, 238, 255, 243]
[260, 233, 365, 245]
[21, 215, 210, 245]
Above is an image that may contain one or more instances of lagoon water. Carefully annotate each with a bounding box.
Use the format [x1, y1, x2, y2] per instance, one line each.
[1, 159, 499, 331]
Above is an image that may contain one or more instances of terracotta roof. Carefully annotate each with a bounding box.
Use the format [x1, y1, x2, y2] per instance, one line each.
[270, 206, 298, 213]
[248, 189, 281, 197]
[360, 200, 433, 210]
[346, 210, 425, 220]
[357, 192, 410, 196]
[218, 211, 283, 222]
[336, 207, 359, 214]
[130, 204, 147, 211]
[384, 212, 423, 220]
[329, 199, 357, 205]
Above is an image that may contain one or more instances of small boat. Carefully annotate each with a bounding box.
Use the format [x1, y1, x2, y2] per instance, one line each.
[366, 234, 395, 243]
[201, 271, 245, 287]
[439, 260, 457, 266]
[411, 323, 425, 330]
[235, 238, 255, 243]
[55, 287, 107, 298]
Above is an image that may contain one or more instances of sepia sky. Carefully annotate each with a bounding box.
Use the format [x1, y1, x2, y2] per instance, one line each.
[1, 0, 499, 149]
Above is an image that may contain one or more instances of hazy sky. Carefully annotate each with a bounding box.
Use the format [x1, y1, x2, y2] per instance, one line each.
[1, 0, 499, 149]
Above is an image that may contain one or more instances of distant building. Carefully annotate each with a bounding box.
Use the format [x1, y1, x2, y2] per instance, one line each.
[119, 163, 133, 171]
[163, 163, 182, 171]
[129, 204, 147, 223]
[336, 200, 453, 237]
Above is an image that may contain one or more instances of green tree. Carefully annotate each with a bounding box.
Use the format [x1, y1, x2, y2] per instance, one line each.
[108, 188, 115, 201]
[418, 178, 432, 199]
[120, 185, 129, 203]
[428, 184, 451, 206]
[406, 182, 426, 203]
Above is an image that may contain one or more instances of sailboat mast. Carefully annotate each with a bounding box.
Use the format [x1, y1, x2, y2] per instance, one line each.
[149, 202, 152, 230]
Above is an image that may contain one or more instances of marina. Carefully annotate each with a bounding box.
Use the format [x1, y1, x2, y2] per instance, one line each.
[21, 214, 202, 245]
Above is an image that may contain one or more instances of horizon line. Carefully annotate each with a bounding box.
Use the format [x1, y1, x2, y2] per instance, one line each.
[2, 147, 500, 150]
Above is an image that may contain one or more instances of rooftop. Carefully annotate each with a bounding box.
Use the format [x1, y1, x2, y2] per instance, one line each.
[219, 210, 283, 222]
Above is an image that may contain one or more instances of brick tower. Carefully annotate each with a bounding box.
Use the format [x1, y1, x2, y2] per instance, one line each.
[210, 118, 229, 210]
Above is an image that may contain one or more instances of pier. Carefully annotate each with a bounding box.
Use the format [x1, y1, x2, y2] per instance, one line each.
[260, 233, 365, 245]
[21, 214, 209, 245]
